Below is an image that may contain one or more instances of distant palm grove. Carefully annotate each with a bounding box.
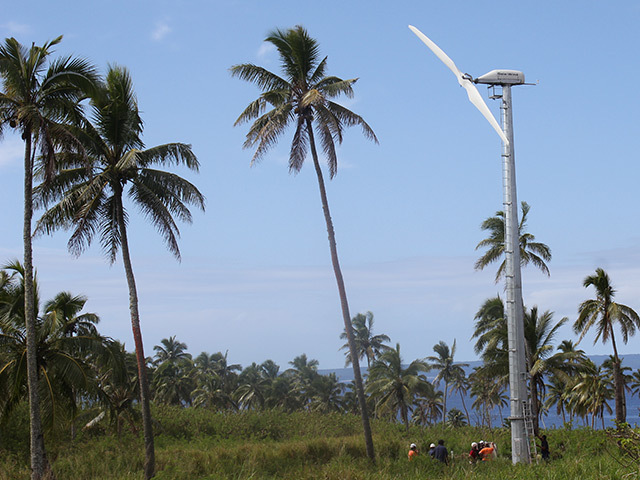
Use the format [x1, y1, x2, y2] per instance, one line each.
[1, 28, 640, 480]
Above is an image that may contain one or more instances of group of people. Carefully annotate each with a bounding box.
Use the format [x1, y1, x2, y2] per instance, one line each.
[409, 435, 549, 464]
[408, 439, 449, 464]
[468, 440, 497, 462]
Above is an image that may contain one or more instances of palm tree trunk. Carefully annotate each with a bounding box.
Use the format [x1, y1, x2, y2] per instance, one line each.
[306, 120, 375, 462]
[459, 391, 471, 424]
[115, 194, 155, 479]
[442, 383, 448, 425]
[530, 375, 540, 436]
[609, 329, 626, 424]
[23, 131, 54, 480]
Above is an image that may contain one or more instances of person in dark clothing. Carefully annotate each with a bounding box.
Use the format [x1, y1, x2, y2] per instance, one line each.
[433, 439, 448, 464]
[538, 434, 550, 460]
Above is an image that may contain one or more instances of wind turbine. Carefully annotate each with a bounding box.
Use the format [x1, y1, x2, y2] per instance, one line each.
[409, 25, 531, 464]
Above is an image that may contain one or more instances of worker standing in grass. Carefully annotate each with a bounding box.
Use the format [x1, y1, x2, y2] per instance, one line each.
[408, 443, 419, 461]
[538, 434, 550, 461]
[433, 439, 449, 464]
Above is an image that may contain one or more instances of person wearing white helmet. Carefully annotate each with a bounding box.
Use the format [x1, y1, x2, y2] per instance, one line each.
[469, 441, 480, 463]
[408, 443, 419, 461]
[428, 443, 436, 458]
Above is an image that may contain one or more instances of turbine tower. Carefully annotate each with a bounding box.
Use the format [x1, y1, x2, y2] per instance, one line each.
[409, 25, 531, 464]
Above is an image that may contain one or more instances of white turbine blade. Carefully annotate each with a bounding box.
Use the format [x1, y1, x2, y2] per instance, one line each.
[461, 81, 510, 145]
[408, 25, 463, 80]
[408, 25, 509, 146]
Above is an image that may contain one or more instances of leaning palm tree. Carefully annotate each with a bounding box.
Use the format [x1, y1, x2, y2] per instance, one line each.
[574, 268, 640, 424]
[340, 311, 391, 368]
[231, 25, 378, 460]
[475, 201, 551, 283]
[34, 66, 205, 479]
[425, 339, 468, 424]
[0, 35, 97, 479]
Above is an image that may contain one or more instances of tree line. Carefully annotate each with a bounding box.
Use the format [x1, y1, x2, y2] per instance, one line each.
[3, 260, 640, 442]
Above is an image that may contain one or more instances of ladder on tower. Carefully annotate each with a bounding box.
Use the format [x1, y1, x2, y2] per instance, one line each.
[522, 401, 538, 463]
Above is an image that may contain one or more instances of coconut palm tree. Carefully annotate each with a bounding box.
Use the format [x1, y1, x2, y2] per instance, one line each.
[366, 343, 429, 430]
[569, 359, 613, 428]
[523, 306, 568, 434]
[469, 367, 508, 429]
[235, 362, 269, 410]
[473, 297, 570, 433]
[153, 336, 191, 366]
[309, 372, 345, 414]
[411, 383, 443, 426]
[574, 268, 640, 424]
[34, 65, 205, 479]
[425, 340, 468, 424]
[340, 311, 391, 368]
[0, 261, 110, 433]
[231, 25, 378, 460]
[446, 408, 468, 428]
[0, 35, 97, 479]
[475, 201, 551, 283]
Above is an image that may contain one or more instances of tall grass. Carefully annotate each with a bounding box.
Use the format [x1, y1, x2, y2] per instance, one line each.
[0, 404, 629, 479]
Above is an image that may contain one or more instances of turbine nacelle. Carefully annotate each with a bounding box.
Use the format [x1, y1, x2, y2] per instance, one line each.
[475, 70, 525, 85]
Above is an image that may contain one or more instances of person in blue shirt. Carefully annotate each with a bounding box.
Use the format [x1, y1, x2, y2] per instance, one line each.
[433, 439, 449, 464]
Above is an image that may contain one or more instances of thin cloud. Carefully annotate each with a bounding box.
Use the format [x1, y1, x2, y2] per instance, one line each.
[257, 42, 276, 60]
[151, 21, 171, 42]
[2, 21, 31, 35]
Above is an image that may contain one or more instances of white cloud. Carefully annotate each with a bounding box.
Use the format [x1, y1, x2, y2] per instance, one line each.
[1, 22, 31, 35]
[257, 42, 276, 60]
[151, 21, 171, 42]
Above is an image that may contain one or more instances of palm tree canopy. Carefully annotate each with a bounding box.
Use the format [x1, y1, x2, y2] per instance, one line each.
[230, 25, 377, 178]
[34, 65, 205, 263]
[153, 336, 191, 365]
[574, 268, 640, 346]
[425, 340, 469, 385]
[0, 36, 98, 179]
[366, 344, 429, 425]
[474, 201, 551, 283]
[340, 311, 391, 367]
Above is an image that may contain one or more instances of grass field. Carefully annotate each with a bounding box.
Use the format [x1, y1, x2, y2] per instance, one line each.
[0, 405, 632, 479]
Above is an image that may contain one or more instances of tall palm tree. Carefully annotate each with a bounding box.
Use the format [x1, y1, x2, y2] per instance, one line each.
[34, 66, 205, 479]
[425, 340, 468, 424]
[475, 201, 551, 283]
[366, 343, 429, 430]
[0, 35, 97, 479]
[340, 311, 391, 368]
[231, 25, 378, 460]
[574, 268, 640, 424]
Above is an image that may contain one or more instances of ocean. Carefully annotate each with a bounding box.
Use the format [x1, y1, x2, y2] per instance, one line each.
[321, 354, 640, 429]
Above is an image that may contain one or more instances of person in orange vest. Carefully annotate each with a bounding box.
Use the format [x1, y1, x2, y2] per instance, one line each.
[479, 441, 497, 461]
[408, 443, 419, 461]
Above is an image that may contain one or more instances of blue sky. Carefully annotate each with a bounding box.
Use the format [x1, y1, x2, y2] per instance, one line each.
[2, 1, 640, 369]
